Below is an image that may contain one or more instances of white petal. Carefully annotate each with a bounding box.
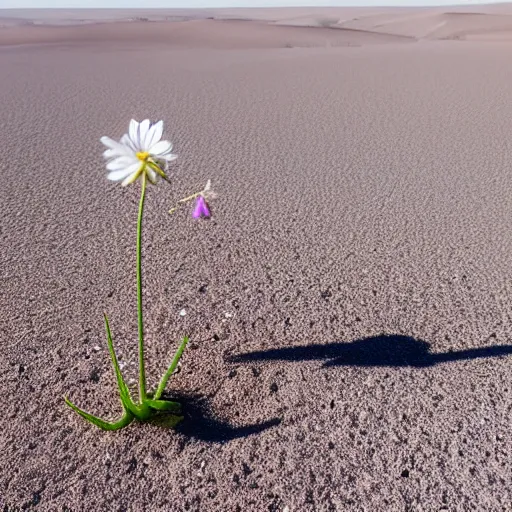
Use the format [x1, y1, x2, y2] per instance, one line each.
[129, 119, 141, 150]
[100, 136, 120, 149]
[103, 148, 125, 160]
[100, 136, 132, 156]
[150, 140, 173, 156]
[145, 120, 163, 150]
[139, 119, 150, 150]
[107, 169, 133, 181]
[121, 166, 143, 186]
[159, 153, 178, 162]
[146, 167, 157, 184]
[121, 133, 138, 153]
[106, 156, 138, 171]
[107, 162, 141, 182]
[158, 146, 175, 157]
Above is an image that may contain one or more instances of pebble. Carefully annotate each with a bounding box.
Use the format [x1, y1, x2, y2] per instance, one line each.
[197, 460, 206, 477]
[179, 309, 187, 317]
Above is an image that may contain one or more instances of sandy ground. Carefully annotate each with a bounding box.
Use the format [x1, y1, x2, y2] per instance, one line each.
[1, 5, 512, 512]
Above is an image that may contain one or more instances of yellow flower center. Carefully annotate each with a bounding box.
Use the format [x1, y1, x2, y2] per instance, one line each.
[136, 151, 150, 162]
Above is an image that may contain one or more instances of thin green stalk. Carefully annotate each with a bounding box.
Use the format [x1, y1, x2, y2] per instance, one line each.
[154, 336, 190, 400]
[137, 173, 147, 403]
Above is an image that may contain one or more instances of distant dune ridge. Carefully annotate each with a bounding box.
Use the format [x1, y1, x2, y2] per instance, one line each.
[1, 4, 512, 47]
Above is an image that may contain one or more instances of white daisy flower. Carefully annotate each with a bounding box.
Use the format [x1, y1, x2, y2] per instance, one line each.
[100, 119, 177, 186]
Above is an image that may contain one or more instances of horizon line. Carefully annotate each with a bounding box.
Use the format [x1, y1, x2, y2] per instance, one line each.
[2, 2, 511, 8]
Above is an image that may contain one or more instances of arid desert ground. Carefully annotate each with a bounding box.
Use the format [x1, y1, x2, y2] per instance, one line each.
[1, 5, 512, 511]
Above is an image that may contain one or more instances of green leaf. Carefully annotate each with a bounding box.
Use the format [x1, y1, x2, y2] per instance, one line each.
[147, 161, 168, 180]
[103, 313, 141, 417]
[64, 397, 134, 431]
[153, 336, 190, 400]
[144, 399, 182, 413]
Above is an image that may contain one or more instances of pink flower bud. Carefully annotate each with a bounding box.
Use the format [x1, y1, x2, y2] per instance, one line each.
[192, 195, 210, 219]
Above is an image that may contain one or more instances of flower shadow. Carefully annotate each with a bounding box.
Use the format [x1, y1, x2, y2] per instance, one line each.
[228, 334, 512, 368]
[152, 391, 280, 443]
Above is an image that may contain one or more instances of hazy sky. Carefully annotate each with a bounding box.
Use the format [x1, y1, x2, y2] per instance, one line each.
[0, 0, 508, 8]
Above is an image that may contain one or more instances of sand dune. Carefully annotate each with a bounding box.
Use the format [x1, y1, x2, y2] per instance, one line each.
[339, 9, 512, 40]
[2, 5, 512, 46]
[429, 12, 512, 40]
[0, 19, 413, 48]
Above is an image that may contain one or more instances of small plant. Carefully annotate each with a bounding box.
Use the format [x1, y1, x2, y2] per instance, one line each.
[65, 119, 213, 431]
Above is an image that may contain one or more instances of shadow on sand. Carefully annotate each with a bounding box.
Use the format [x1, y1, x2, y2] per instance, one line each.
[228, 334, 512, 368]
[153, 335, 511, 441]
[152, 392, 280, 443]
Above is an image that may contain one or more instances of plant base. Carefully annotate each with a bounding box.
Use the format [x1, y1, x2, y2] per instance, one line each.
[64, 314, 189, 431]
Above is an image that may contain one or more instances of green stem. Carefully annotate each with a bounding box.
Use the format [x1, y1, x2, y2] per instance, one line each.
[137, 173, 147, 403]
